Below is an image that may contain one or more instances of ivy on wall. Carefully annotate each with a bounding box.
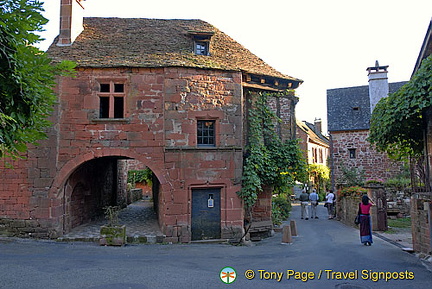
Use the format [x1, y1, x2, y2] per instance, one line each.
[127, 168, 153, 186]
[237, 91, 308, 209]
[369, 55, 432, 160]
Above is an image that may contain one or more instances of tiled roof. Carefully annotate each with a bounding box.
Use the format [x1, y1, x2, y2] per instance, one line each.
[47, 17, 301, 82]
[296, 120, 329, 147]
[327, 81, 407, 132]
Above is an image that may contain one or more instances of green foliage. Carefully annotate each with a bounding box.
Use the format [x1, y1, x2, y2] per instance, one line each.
[0, 0, 76, 160]
[238, 91, 308, 209]
[388, 217, 411, 229]
[364, 178, 384, 186]
[385, 177, 411, 190]
[339, 186, 368, 198]
[369, 55, 432, 160]
[103, 206, 120, 226]
[336, 163, 365, 187]
[272, 194, 291, 225]
[308, 164, 330, 193]
[127, 169, 153, 186]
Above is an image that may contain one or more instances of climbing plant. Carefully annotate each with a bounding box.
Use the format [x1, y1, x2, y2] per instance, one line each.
[127, 168, 153, 186]
[308, 163, 330, 194]
[369, 55, 432, 160]
[237, 91, 308, 209]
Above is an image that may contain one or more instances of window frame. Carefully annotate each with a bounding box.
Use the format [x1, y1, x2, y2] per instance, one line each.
[197, 119, 216, 147]
[348, 148, 356, 159]
[97, 80, 126, 119]
[194, 40, 210, 56]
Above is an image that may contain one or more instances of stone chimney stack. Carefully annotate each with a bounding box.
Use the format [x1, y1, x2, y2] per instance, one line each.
[314, 118, 322, 134]
[57, 0, 85, 46]
[366, 60, 389, 113]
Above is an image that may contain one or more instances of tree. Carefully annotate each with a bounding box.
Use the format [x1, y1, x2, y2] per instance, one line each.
[369, 55, 432, 160]
[0, 0, 75, 160]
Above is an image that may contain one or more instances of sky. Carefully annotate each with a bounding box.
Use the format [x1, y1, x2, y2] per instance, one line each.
[37, 0, 432, 133]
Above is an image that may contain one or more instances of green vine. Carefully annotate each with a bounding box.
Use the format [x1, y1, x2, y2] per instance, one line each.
[308, 163, 330, 194]
[369, 55, 432, 160]
[237, 91, 308, 209]
[127, 168, 153, 186]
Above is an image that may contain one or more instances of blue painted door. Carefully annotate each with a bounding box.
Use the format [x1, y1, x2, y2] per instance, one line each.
[191, 188, 221, 240]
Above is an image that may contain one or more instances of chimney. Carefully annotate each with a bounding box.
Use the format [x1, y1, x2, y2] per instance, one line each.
[314, 118, 322, 134]
[57, 0, 85, 46]
[366, 60, 389, 113]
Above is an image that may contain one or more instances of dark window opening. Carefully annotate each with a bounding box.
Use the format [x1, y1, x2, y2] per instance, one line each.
[100, 83, 110, 92]
[99, 97, 110, 118]
[97, 81, 126, 119]
[348, 148, 356, 159]
[353, 107, 360, 111]
[197, 120, 215, 146]
[114, 83, 124, 93]
[114, 97, 124, 118]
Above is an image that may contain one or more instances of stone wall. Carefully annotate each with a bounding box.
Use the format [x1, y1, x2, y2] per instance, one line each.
[336, 195, 361, 228]
[411, 194, 431, 255]
[330, 130, 403, 185]
[337, 186, 386, 232]
[0, 66, 245, 242]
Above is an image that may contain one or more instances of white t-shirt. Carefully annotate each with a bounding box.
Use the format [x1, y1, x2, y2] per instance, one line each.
[326, 192, 335, 203]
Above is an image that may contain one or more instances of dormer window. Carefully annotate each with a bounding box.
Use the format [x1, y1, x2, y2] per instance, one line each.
[188, 31, 214, 56]
[195, 41, 209, 56]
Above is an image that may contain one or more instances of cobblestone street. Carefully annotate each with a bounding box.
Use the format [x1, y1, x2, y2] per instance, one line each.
[59, 200, 164, 243]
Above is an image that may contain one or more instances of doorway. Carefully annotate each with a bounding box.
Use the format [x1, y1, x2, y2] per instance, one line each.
[191, 188, 221, 240]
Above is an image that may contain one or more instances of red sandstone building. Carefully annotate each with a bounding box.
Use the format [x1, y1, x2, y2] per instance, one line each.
[327, 64, 406, 188]
[296, 118, 329, 166]
[0, 0, 302, 242]
[412, 19, 432, 255]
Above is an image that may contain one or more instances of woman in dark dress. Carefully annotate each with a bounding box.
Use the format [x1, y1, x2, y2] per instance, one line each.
[358, 195, 375, 246]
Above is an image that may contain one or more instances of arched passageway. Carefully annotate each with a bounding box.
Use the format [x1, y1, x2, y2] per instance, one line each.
[61, 156, 160, 235]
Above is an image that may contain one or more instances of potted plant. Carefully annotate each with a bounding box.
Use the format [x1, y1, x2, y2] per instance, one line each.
[99, 206, 126, 246]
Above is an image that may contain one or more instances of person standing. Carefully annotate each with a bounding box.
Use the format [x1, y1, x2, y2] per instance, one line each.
[358, 195, 375, 246]
[325, 190, 335, 219]
[309, 189, 319, 219]
[299, 190, 309, 220]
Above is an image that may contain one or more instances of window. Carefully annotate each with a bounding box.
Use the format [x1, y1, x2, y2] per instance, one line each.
[189, 31, 213, 56]
[97, 81, 125, 118]
[348, 148, 356, 159]
[194, 41, 209, 55]
[197, 120, 215, 146]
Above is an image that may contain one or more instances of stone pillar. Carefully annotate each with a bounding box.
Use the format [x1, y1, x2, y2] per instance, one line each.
[57, 0, 85, 46]
[365, 184, 387, 231]
[282, 225, 292, 243]
[366, 61, 389, 114]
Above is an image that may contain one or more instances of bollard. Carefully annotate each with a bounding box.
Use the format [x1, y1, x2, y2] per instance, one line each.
[282, 225, 292, 243]
[290, 220, 298, 237]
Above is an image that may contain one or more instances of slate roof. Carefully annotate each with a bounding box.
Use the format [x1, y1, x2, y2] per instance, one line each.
[47, 17, 301, 83]
[327, 81, 407, 132]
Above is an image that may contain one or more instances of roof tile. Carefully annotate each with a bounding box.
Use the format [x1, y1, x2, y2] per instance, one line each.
[47, 18, 300, 82]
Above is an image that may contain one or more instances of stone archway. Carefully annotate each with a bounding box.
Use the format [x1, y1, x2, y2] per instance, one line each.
[56, 152, 165, 236]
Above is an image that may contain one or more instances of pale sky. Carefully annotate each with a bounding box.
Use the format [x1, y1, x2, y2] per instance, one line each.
[38, 0, 432, 133]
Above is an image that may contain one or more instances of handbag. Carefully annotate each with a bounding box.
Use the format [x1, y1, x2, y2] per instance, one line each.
[354, 203, 361, 225]
[354, 214, 360, 225]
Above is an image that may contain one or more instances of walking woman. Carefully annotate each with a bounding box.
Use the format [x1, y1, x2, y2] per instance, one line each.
[358, 195, 375, 246]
